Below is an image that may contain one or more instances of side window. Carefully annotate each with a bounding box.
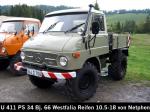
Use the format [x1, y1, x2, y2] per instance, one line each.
[92, 14, 105, 32]
[24, 23, 39, 33]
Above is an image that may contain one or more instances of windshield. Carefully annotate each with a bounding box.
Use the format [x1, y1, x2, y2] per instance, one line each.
[0, 21, 23, 33]
[39, 13, 87, 33]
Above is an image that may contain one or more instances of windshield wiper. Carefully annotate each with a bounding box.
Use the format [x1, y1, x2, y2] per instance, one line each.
[43, 21, 59, 33]
[65, 23, 85, 33]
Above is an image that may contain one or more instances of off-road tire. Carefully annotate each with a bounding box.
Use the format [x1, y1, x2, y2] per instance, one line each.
[9, 53, 24, 75]
[65, 62, 98, 102]
[29, 75, 55, 89]
[0, 60, 9, 71]
[109, 50, 127, 80]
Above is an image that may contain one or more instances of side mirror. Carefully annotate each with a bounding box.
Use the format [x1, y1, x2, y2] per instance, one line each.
[92, 22, 100, 34]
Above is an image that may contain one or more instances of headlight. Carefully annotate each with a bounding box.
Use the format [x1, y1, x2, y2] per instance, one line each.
[21, 52, 25, 60]
[59, 56, 68, 67]
[1, 47, 6, 53]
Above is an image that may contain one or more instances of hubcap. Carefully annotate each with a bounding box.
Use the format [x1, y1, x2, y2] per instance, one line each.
[78, 71, 94, 93]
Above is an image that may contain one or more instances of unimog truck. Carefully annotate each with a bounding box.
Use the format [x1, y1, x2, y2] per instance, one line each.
[0, 17, 41, 75]
[15, 5, 130, 101]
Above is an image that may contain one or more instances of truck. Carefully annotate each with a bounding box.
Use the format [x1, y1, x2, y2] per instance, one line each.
[0, 17, 41, 75]
[15, 5, 130, 101]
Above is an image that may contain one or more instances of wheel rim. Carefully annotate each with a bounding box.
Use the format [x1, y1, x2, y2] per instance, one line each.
[78, 70, 95, 93]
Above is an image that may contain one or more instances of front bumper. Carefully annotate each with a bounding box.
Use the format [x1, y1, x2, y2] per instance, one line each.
[14, 62, 76, 79]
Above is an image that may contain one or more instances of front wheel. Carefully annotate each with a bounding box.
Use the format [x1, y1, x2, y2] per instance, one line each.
[29, 75, 55, 89]
[0, 60, 9, 71]
[65, 62, 98, 102]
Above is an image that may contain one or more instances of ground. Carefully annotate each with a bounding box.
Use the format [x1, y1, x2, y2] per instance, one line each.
[0, 70, 149, 102]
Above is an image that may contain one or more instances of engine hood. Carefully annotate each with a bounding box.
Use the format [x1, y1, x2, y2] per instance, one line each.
[22, 33, 73, 52]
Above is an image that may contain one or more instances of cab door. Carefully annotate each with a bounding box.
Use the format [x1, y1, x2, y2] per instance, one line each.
[89, 13, 109, 56]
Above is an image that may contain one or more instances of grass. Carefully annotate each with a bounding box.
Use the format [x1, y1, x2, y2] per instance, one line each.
[126, 34, 150, 81]
[106, 13, 150, 81]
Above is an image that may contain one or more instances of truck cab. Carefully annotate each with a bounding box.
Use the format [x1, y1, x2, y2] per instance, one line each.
[16, 5, 130, 101]
[21, 9, 109, 70]
[0, 17, 41, 75]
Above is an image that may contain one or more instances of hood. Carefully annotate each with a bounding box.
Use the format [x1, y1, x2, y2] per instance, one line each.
[0, 33, 12, 41]
[23, 33, 72, 52]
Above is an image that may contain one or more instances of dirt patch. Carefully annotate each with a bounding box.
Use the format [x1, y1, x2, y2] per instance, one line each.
[0, 70, 149, 102]
[88, 78, 150, 102]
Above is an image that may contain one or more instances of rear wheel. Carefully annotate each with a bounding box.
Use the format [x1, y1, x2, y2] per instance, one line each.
[9, 53, 24, 75]
[29, 75, 55, 89]
[108, 50, 127, 80]
[0, 60, 9, 71]
[65, 62, 98, 102]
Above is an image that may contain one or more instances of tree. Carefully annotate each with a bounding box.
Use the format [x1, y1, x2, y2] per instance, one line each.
[116, 21, 121, 33]
[94, 0, 100, 10]
[7, 4, 45, 21]
[123, 20, 136, 33]
[143, 14, 150, 33]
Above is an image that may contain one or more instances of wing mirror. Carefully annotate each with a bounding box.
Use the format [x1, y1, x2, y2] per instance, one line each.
[92, 22, 100, 34]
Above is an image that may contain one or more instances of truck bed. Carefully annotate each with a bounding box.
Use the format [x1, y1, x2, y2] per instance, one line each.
[111, 33, 129, 50]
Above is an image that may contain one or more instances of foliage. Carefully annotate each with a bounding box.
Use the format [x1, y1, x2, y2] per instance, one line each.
[36, 5, 73, 14]
[0, 5, 73, 21]
[107, 14, 150, 33]
[143, 15, 150, 33]
[94, 0, 100, 10]
[0, 4, 150, 33]
[7, 4, 44, 21]
[106, 9, 150, 15]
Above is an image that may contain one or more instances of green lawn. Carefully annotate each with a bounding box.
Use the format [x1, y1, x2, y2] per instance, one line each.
[126, 34, 150, 81]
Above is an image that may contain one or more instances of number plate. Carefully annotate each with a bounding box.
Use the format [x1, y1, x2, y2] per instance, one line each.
[27, 68, 42, 77]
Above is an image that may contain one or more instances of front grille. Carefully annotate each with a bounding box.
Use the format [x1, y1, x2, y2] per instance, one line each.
[23, 63, 72, 72]
[24, 51, 58, 67]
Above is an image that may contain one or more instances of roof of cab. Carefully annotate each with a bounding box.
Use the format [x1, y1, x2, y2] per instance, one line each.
[2, 17, 40, 23]
[46, 8, 104, 17]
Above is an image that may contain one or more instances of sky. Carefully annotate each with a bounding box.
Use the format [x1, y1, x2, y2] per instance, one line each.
[0, 0, 149, 11]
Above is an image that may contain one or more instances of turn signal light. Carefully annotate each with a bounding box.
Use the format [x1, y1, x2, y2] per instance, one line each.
[72, 51, 80, 59]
